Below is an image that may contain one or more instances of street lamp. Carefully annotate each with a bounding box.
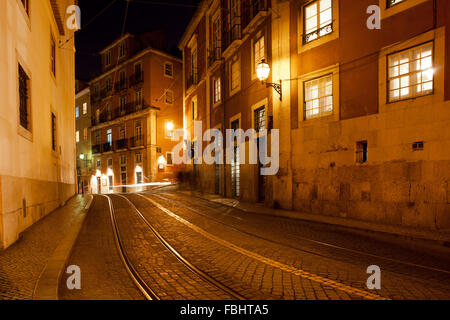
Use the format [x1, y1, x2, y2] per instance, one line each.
[79, 154, 85, 160]
[166, 121, 174, 131]
[256, 59, 282, 101]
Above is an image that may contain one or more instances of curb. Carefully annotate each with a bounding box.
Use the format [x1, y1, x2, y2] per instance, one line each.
[181, 191, 450, 247]
[33, 195, 94, 300]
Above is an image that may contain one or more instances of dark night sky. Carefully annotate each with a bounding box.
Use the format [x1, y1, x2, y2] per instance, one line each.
[76, 0, 201, 80]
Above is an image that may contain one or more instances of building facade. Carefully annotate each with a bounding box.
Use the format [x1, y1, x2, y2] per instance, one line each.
[89, 33, 183, 194]
[180, 0, 450, 232]
[0, 0, 77, 249]
[179, 0, 273, 203]
[75, 80, 92, 194]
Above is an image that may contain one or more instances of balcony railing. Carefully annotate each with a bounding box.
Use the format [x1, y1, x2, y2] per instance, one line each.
[223, 23, 242, 51]
[129, 72, 144, 87]
[92, 144, 101, 154]
[103, 142, 113, 153]
[208, 46, 222, 68]
[116, 138, 128, 150]
[302, 22, 333, 44]
[130, 135, 145, 148]
[114, 80, 128, 92]
[91, 102, 150, 126]
[243, 0, 268, 29]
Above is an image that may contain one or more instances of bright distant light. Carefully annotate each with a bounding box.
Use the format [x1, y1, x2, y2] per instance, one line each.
[79, 154, 85, 160]
[256, 59, 270, 82]
[166, 122, 174, 131]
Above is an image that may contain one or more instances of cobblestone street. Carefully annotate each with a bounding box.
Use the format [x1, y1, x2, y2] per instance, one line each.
[8, 189, 446, 301]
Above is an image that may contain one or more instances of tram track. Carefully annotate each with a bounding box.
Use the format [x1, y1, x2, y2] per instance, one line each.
[102, 194, 245, 300]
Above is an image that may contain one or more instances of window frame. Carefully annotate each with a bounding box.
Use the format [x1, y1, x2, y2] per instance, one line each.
[164, 62, 174, 78]
[386, 41, 435, 104]
[18, 62, 32, 134]
[303, 73, 334, 120]
[229, 54, 241, 96]
[52, 113, 57, 151]
[105, 50, 111, 66]
[166, 152, 174, 166]
[213, 76, 222, 106]
[165, 89, 174, 105]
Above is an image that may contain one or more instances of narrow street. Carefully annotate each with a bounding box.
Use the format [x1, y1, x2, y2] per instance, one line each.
[58, 189, 450, 300]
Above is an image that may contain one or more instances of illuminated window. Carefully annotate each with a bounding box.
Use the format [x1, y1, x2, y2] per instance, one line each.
[387, 0, 406, 8]
[136, 89, 142, 107]
[107, 129, 112, 146]
[254, 36, 265, 70]
[75, 106, 79, 118]
[18, 64, 30, 130]
[76, 130, 80, 143]
[388, 42, 434, 103]
[84, 128, 88, 140]
[108, 158, 113, 166]
[230, 55, 240, 92]
[213, 77, 221, 104]
[97, 159, 101, 168]
[82, 102, 88, 115]
[164, 62, 173, 77]
[303, 0, 333, 44]
[121, 155, 127, 165]
[304, 74, 333, 119]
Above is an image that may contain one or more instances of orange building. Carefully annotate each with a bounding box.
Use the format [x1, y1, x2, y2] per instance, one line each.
[180, 0, 450, 233]
[89, 32, 183, 193]
[179, 0, 273, 203]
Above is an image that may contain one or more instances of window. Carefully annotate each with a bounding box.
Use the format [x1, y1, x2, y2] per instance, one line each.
[97, 159, 101, 168]
[106, 78, 112, 93]
[166, 152, 173, 166]
[164, 62, 173, 77]
[211, 12, 221, 57]
[191, 48, 198, 84]
[82, 102, 88, 115]
[18, 64, 30, 130]
[135, 63, 142, 79]
[119, 126, 126, 139]
[136, 172, 143, 184]
[76, 130, 80, 143]
[135, 120, 142, 138]
[388, 42, 433, 103]
[94, 83, 99, 96]
[192, 98, 197, 120]
[254, 107, 266, 132]
[95, 131, 100, 144]
[136, 89, 142, 107]
[356, 141, 368, 164]
[119, 42, 126, 58]
[121, 155, 127, 165]
[412, 141, 424, 151]
[20, 0, 29, 14]
[52, 113, 57, 150]
[107, 129, 112, 146]
[304, 74, 333, 119]
[84, 127, 88, 140]
[105, 50, 111, 66]
[230, 55, 240, 92]
[165, 122, 174, 139]
[75, 106, 79, 118]
[96, 109, 100, 123]
[387, 0, 406, 8]
[254, 36, 265, 70]
[108, 158, 113, 166]
[120, 95, 127, 114]
[136, 152, 142, 164]
[213, 77, 221, 104]
[303, 0, 333, 44]
[165, 90, 173, 105]
[119, 70, 126, 88]
[51, 35, 56, 76]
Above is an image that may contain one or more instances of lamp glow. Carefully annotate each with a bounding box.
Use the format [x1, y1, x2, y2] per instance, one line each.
[166, 122, 174, 131]
[79, 154, 85, 160]
[256, 59, 270, 82]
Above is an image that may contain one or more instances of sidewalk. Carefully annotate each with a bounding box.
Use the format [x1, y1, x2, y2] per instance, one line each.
[0, 195, 91, 300]
[180, 190, 450, 247]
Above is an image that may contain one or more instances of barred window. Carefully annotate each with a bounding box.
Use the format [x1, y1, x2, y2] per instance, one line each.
[52, 113, 57, 150]
[304, 74, 333, 119]
[303, 0, 333, 44]
[387, 0, 406, 8]
[388, 42, 433, 102]
[356, 141, 368, 164]
[254, 107, 266, 132]
[51, 35, 56, 76]
[18, 64, 30, 130]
